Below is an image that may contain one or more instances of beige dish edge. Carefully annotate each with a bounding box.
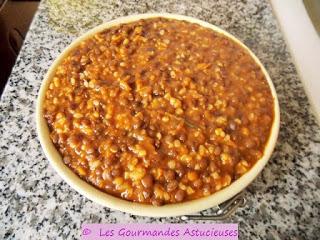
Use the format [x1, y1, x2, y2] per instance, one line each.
[36, 13, 280, 217]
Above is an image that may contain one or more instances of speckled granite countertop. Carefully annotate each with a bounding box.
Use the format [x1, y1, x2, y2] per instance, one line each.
[0, 0, 319, 239]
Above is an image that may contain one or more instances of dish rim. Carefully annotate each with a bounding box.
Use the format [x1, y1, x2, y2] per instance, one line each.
[36, 13, 280, 217]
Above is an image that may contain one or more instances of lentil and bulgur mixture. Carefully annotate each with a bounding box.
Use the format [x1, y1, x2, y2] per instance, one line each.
[43, 18, 274, 206]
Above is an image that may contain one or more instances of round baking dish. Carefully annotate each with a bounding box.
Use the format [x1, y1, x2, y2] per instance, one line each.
[36, 13, 280, 217]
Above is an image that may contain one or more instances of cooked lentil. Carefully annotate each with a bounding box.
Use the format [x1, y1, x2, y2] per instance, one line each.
[43, 18, 274, 205]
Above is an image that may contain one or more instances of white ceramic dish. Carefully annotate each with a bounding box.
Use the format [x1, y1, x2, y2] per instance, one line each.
[36, 13, 280, 217]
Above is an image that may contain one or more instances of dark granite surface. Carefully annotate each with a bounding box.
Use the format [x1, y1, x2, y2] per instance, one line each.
[0, 0, 319, 239]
